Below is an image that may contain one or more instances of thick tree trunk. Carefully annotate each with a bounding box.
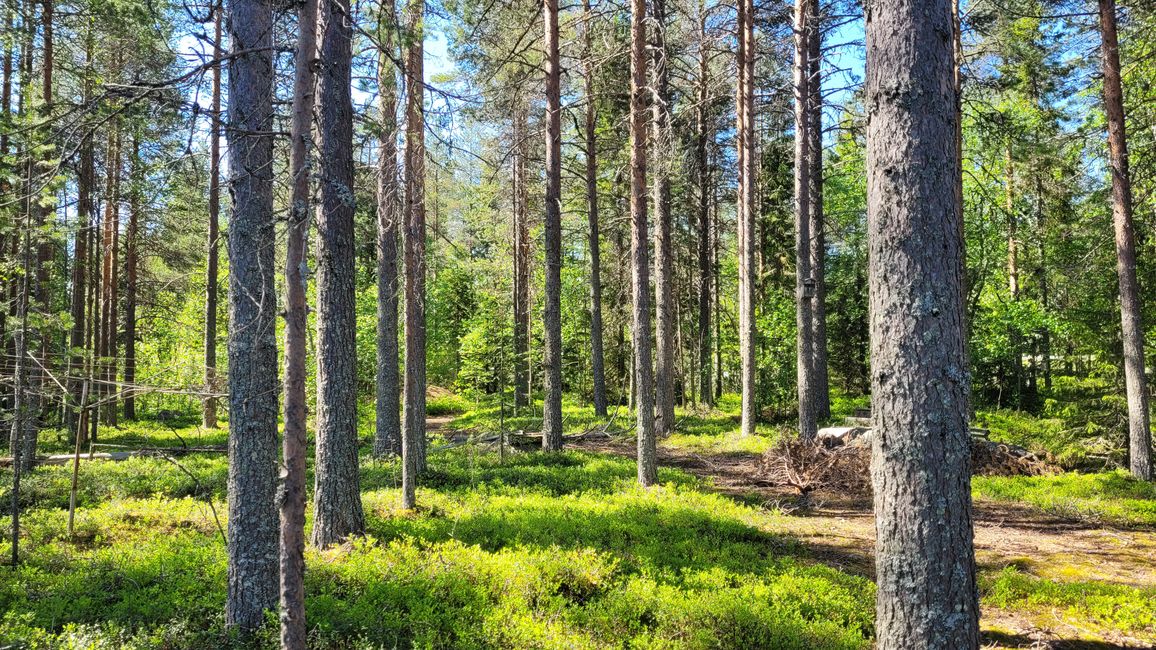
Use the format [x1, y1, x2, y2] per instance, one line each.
[374, 2, 401, 458]
[651, 0, 674, 435]
[541, 0, 564, 450]
[866, 1, 979, 646]
[807, 0, 830, 421]
[695, 2, 712, 409]
[223, 0, 279, 629]
[512, 104, 531, 411]
[1098, 0, 1151, 481]
[629, 0, 656, 486]
[203, 6, 222, 429]
[583, 0, 607, 417]
[312, 0, 366, 548]
[793, 0, 816, 441]
[402, 0, 427, 508]
[280, 0, 319, 640]
[123, 136, 139, 421]
[736, 0, 756, 436]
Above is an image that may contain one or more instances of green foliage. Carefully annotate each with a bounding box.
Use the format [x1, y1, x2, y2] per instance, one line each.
[972, 471, 1156, 527]
[982, 566, 1156, 636]
[1, 447, 875, 649]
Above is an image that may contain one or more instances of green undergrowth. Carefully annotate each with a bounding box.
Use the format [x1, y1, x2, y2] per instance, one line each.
[982, 565, 1156, 639]
[1, 447, 874, 649]
[972, 471, 1156, 527]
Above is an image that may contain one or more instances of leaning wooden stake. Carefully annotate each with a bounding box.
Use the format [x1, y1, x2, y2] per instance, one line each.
[68, 380, 91, 537]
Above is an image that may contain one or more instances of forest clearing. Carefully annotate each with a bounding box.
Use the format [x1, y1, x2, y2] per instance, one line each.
[3, 0, 1156, 647]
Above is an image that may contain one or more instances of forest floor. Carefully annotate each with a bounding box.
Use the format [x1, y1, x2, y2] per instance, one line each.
[569, 432, 1156, 648]
[1, 388, 1153, 649]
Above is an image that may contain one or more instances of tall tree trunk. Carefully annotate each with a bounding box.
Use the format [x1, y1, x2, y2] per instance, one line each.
[1098, 0, 1151, 480]
[695, 0, 712, 408]
[583, 0, 607, 417]
[374, 1, 401, 458]
[0, 0, 13, 414]
[312, 0, 366, 548]
[541, 0, 564, 450]
[123, 135, 139, 421]
[203, 5, 222, 429]
[629, 0, 656, 486]
[402, 0, 427, 508]
[68, 29, 93, 441]
[713, 175, 722, 401]
[866, 1, 979, 646]
[793, 0, 816, 441]
[26, 0, 53, 465]
[806, 0, 830, 421]
[223, 0, 279, 628]
[98, 121, 120, 427]
[1005, 141, 1022, 407]
[280, 0, 318, 641]
[651, 0, 674, 435]
[736, 0, 756, 436]
[512, 103, 530, 411]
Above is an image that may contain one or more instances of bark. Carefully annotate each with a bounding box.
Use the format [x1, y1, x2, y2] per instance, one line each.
[806, 0, 830, 421]
[223, 0, 279, 628]
[583, 0, 607, 417]
[402, 0, 427, 508]
[695, 1, 712, 408]
[98, 121, 120, 427]
[123, 136, 139, 421]
[736, 0, 756, 436]
[541, 0, 564, 450]
[280, 0, 319, 640]
[0, 1, 12, 413]
[311, 0, 366, 548]
[866, 1, 979, 646]
[512, 104, 530, 411]
[374, 1, 401, 458]
[1004, 141, 1022, 406]
[1098, 0, 1151, 481]
[28, 0, 53, 464]
[793, 0, 816, 441]
[203, 6, 222, 429]
[67, 30, 93, 441]
[629, 0, 656, 486]
[651, 0, 674, 435]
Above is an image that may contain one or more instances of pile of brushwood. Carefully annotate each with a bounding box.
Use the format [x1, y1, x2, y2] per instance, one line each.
[760, 433, 1058, 499]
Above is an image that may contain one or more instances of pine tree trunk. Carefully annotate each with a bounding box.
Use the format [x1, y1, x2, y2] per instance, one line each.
[374, 2, 401, 458]
[67, 30, 93, 441]
[99, 121, 120, 427]
[280, 0, 318, 640]
[866, 1, 979, 646]
[629, 0, 656, 486]
[1098, 0, 1151, 481]
[695, 1, 712, 409]
[806, 0, 830, 421]
[512, 104, 531, 411]
[0, 2, 12, 414]
[583, 0, 607, 417]
[123, 136, 139, 421]
[203, 6, 222, 429]
[312, 0, 366, 548]
[736, 0, 756, 436]
[651, 0, 675, 435]
[402, 0, 427, 508]
[223, 0, 279, 628]
[793, 0, 816, 441]
[541, 0, 564, 450]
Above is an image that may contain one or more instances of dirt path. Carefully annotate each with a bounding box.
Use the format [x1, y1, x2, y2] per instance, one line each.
[572, 435, 1156, 649]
